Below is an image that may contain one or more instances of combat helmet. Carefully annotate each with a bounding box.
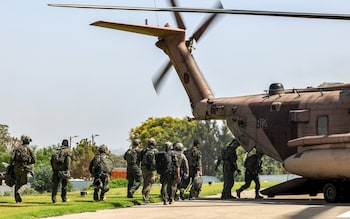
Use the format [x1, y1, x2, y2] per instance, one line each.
[98, 144, 109, 153]
[174, 142, 184, 151]
[132, 139, 141, 147]
[21, 135, 32, 144]
[62, 139, 69, 147]
[164, 141, 173, 151]
[147, 138, 157, 148]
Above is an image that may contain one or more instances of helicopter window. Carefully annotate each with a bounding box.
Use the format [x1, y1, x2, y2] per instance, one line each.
[317, 116, 328, 135]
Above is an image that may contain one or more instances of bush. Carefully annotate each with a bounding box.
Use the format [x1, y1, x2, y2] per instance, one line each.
[30, 163, 52, 193]
[109, 178, 128, 188]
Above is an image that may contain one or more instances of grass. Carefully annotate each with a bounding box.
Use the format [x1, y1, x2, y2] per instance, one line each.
[0, 181, 278, 219]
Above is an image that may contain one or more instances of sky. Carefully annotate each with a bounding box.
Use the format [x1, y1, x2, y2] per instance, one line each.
[1, 0, 350, 154]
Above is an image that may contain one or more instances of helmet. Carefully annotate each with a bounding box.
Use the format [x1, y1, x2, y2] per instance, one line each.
[147, 138, 157, 147]
[98, 144, 108, 153]
[62, 139, 69, 147]
[193, 140, 200, 146]
[174, 142, 184, 151]
[132, 139, 141, 147]
[20, 135, 32, 144]
[164, 141, 173, 151]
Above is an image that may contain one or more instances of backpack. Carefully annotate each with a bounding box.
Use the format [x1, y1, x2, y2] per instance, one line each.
[124, 148, 138, 165]
[94, 154, 114, 175]
[142, 149, 156, 170]
[155, 151, 173, 175]
[51, 148, 67, 165]
[13, 146, 31, 163]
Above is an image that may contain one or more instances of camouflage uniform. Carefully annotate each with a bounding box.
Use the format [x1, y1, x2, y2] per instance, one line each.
[216, 139, 240, 199]
[173, 143, 189, 201]
[124, 139, 142, 198]
[159, 142, 180, 205]
[181, 140, 202, 200]
[51, 139, 72, 203]
[140, 138, 158, 203]
[9, 135, 36, 203]
[89, 145, 114, 201]
[236, 152, 263, 199]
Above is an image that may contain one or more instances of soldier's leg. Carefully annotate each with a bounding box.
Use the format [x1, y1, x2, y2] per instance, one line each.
[93, 178, 102, 201]
[127, 171, 134, 198]
[51, 174, 59, 203]
[100, 176, 109, 201]
[61, 178, 68, 202]
[253, 175, 263, 199]
[222, 168, 234, 199]
[130, 168, 142, 197]
[179, 177, 190, 200]
[160, 176, 168, 204]
[236, 171, 253, 198]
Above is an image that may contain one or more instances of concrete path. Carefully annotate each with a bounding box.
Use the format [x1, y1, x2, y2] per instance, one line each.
[42, 191, 350, 219]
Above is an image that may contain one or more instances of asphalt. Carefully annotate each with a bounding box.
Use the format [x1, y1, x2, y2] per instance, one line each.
[42, 190, 350, 219]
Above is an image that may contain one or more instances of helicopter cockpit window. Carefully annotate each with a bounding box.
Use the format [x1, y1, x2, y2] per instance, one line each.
[317, 115, 328, 135]
[271, 102, 282, 112]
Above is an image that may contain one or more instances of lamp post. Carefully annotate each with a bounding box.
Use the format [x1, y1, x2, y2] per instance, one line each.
[69, 135, 79, 147]
[91, 134, 99, 145]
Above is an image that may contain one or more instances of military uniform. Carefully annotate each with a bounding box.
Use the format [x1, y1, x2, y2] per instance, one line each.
[89, 145, 114, 201]
[9, 135, 36, 203]
[182, 140, 202, 200]
[124, 139, 142, 198]
[236, 152, 263, 199]
[140, 138, 158, 203]
[216, 139, 240, 199]
[51, 139, 72, 203]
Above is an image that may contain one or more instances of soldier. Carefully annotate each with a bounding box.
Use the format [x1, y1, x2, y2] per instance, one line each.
[157, 141, 180, 205]
[183, 140, 202, 200]
[173, 142, 189, 201]
[140, 137, 158, 204]
[236, 151, 264, 199]
[89, 145, 114, 201]
[124, 139, 142, 198]
[51, 139, 72, 203]
[216, 139, 240, 199]
[9, 135, 36, 203]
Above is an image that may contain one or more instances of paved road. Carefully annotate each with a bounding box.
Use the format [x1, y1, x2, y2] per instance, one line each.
[43, 191, 350, 219]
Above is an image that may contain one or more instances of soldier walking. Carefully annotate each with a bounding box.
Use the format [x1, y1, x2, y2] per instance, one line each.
[51, 139, 72, 203]
[89, 145, 114, 201]
[140, 138, 158, 204]
[173, 142, 188, 201]
[236, 151, 264, 199]
[216, 139, 240, 199]
[9, 135, 36, 203]
[124, 139, 142, 198]
[182, 140, 202, 200]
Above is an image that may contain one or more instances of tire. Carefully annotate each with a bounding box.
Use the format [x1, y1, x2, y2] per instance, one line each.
[323, 183, 339, 203]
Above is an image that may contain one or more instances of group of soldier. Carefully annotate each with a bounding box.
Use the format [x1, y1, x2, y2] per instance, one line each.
[6, 134, 263, 204]
[216, 139, 264, 200]
[6, 135, 113, 203]
[124, 138, 202, 205]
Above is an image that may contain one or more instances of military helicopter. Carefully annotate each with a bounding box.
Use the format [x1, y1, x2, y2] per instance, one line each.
[49, 1, 350, 203]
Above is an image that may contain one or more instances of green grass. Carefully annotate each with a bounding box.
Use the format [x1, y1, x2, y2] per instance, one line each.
[0, 181, 278, 219]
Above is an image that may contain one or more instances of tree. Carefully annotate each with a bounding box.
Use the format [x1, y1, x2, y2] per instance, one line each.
[71, 139, 98, 179]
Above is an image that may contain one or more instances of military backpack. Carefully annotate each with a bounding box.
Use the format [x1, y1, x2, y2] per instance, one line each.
[93, 154, 114, 176]
[13, 146, 31, 163]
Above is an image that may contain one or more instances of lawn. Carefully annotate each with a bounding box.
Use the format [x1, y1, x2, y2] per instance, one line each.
[0, 181, 278, 219]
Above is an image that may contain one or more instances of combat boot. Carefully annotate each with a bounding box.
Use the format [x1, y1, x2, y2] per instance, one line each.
[93, 189, 99, 202]
[236, 190, 241, 199]
[180, 190, 185, 200]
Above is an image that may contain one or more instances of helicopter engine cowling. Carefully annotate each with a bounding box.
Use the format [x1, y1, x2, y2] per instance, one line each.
[284, 148, 350, 179]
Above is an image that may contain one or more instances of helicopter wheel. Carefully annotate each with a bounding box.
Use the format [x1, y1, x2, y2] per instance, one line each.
[323, 183, 339, 203]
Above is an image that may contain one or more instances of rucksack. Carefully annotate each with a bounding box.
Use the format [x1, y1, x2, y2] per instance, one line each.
[124, 148, 138, 165]
[94, 154, 114, 175]
[155, 151, 173, 175]
[142, 149, 156, 169]
[13, 146, 31, 163]
[52, 148, 67, 165]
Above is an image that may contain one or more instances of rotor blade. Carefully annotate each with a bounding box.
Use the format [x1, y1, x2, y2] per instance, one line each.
[48, 4, 350, 20]
[152, 61, 173, 94]
[191, 1, 223, 42]
[170, 0, 186, 29]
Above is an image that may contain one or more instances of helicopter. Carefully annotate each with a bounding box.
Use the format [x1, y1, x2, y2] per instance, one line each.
[49, 1, 350, 203]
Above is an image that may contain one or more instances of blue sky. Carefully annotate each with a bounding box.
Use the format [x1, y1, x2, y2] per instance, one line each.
[1, 0, 350, 154]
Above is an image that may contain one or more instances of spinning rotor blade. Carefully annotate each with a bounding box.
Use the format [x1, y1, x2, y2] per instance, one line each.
[152, 61, 173, 94]
[48, 4, 350, 20]
[191, 1, 223, 42]
[170, 0, 186, 30]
